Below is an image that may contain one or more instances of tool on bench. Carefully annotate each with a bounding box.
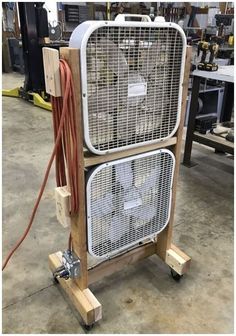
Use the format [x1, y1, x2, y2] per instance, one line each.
[205, 43, 219, 71]
[197, 41, 208, 70]
[197, 41, 219, 71]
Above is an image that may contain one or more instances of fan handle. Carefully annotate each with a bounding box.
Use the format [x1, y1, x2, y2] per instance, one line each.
[115, 14, 151, 22]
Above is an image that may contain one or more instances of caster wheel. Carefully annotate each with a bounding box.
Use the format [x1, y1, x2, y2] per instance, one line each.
[53, 276, 59, 284]
[170, 268, 183, 282]
[83, 323, 94, 331]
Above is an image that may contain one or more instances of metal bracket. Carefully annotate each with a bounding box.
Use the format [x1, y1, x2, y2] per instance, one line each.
[53, 250, 81, 280]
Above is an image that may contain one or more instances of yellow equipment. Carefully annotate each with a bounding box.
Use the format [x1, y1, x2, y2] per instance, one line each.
[2, 88, 51, 111]
[197, 41, 219, 72]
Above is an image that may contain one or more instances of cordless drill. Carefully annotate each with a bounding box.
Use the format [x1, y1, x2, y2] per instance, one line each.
[197, 41, 219, 71]
[205, 43, 219, 71]
[197, 41, 209, 70]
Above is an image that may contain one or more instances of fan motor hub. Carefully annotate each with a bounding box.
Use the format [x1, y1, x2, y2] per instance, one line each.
[123, 187, 142, 212]
[127, 72, 147, 105]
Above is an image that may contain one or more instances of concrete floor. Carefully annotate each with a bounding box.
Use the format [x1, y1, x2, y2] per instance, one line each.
[2, 72, 234, 334]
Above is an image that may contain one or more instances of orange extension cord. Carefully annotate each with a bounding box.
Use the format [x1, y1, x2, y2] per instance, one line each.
[2, 59, 78, 271]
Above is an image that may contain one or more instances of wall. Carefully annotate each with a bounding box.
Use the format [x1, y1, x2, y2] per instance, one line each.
[44, 0, 58, 22]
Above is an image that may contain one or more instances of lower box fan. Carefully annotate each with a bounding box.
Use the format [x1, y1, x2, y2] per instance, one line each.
[86, 149, 175, 258]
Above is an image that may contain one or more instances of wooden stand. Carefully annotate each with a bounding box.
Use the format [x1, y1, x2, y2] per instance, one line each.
[44, 46, 192, 327]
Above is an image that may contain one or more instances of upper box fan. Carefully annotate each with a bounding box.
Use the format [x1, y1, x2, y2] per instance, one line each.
[70, 18, 186, 155]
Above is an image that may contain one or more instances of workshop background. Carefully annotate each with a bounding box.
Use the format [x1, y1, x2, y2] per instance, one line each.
[2, 1, 234, 334]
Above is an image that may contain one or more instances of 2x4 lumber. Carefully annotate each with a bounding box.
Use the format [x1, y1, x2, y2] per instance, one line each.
[83, 289, 102, 322]
[84, 137, 177, 167]
[88, 242, 157, 285]
[156, 46, 192, 261]
[171, 243, 191, 262]
[42, 47, 61, 97]
[59, 47, 88, 290]
[49, 252, 102, 325]
[166, 244, 191, 275]
[55, 186, 71, 228]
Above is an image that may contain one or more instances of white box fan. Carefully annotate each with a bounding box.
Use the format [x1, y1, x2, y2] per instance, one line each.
[70, 18, 186, 155]
[86, 149, 175, 258]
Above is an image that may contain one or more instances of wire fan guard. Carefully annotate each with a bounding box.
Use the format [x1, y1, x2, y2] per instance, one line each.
[70, 21, 186, 155]
[86, 149, 175, 258]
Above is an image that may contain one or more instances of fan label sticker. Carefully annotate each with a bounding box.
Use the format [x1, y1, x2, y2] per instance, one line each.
[124, 198, 142, 210]
[128, 82, 147, 97]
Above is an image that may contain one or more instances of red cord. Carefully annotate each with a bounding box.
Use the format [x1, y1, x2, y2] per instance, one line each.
[2, 60, 78, 271]
[51, 60, 79, 215]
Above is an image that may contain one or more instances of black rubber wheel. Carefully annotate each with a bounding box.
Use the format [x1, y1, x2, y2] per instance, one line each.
[170, 268, 183, 282]
[83, 323, 94, 331]
[53, 276, 59, 284]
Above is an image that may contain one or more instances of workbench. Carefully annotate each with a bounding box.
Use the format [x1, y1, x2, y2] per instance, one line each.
[183, 66, 234, 167]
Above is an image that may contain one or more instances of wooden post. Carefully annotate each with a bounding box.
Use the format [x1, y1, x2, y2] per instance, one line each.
[49, 252, 102, 326]
[43, 47, 102, 326]
[165, 244, 191, 275]
[156, 46, 192, 261]
[59, 48, 88, 290]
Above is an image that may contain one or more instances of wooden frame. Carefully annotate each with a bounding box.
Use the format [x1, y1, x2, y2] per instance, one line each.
[44, 45, 192, 327]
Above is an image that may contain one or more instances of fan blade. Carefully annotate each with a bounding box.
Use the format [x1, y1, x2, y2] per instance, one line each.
[139, 167, 161, 195]
[109, 214, 130, 243]
[88, 86, 118, 115]
[91, 192, 113, 217]
[148, 65, 168, 84]
[99, 39, 128, 75]
[140, 82, 167, 131]
[115, 162, 133, 190]
[132, 205, 157, 221]
[117, 104, 140, 139]
[146, 85, 164, 112]
[140, 41, 161, 77]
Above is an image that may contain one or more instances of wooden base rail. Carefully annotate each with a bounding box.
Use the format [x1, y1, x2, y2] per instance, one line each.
[49, 242, 190, 326]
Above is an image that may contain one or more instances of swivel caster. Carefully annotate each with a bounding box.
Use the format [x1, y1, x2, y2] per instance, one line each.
[170, 268, 183, 282]
[53, 276, 59, 284]
[82, 323, 94, 331]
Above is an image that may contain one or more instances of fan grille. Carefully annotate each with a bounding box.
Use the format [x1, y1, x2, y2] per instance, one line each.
[86, 25, 184, 153]
[87, 149, 175, 258]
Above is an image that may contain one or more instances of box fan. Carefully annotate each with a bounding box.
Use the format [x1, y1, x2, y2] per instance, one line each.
[86, 148, 175, 258]
[69, 17, 186, 155]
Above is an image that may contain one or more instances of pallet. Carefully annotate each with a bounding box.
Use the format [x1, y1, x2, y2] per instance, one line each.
[43, 45, 192, 327]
